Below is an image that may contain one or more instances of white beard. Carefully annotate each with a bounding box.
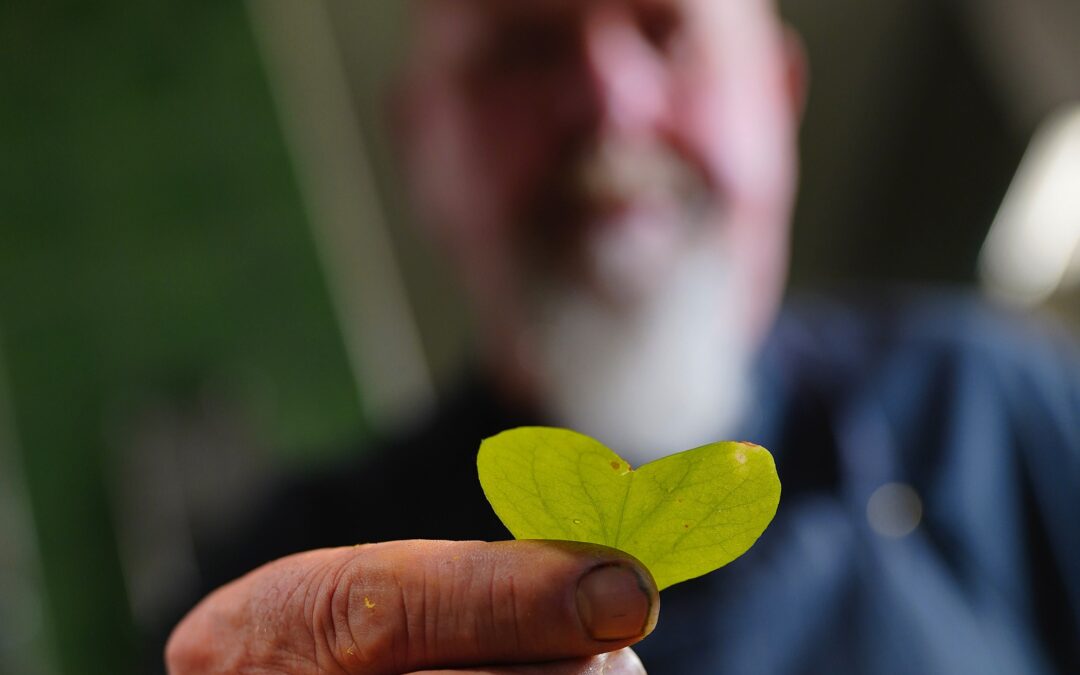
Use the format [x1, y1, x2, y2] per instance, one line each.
[529, 237, 753, 467]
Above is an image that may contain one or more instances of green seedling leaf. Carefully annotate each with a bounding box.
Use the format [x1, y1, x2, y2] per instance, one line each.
[478, 427, 781, 590]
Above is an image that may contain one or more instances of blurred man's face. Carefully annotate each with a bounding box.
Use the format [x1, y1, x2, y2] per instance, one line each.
[402, 0, 801, 459]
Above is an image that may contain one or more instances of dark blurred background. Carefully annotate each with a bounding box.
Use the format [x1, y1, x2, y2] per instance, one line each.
[1, 1, 1077, 673]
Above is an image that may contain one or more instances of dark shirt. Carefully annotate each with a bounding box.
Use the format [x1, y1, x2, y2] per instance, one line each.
[193, 292, 1080, 674]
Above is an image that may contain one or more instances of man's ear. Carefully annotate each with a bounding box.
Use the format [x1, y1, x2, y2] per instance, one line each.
[782, 25, 809, 123]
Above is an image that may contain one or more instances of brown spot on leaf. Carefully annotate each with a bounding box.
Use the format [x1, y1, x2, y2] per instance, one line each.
[611, 461, 621, 470]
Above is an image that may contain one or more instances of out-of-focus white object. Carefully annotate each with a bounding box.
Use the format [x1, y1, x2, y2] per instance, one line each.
[866, 482, 923, 539]
[980, 104, 1080, 306]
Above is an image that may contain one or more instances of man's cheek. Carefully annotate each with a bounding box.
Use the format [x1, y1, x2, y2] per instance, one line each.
[667, 90, 729, 199]
[479, 137, 560, 222]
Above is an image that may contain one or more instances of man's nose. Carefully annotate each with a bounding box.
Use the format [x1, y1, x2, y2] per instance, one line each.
[562, 8, 668, 136]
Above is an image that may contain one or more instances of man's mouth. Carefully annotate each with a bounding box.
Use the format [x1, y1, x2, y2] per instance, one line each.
[572, 139, 707, 219]
[518, 138, 717, 302]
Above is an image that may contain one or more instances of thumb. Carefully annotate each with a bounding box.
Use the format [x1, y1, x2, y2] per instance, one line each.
[166, 540, 659, 675]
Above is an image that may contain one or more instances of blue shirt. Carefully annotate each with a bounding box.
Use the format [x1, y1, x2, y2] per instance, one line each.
[190, 291, 1080, 674]
[639, 292, 1079, 673]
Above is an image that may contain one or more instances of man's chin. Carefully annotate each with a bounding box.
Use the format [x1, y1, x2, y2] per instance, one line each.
[561, 204, 704, 307]
[525, 240, 754, 465]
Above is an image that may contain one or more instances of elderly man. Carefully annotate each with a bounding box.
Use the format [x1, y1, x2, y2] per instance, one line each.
[166, 0, 1079, 673]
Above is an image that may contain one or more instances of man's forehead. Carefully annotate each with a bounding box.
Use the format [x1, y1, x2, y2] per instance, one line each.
[410, 0, 775, 43]
[406, 0, 779, 72]
[421, 0, 692, 11]
[414, 0, 721, 24]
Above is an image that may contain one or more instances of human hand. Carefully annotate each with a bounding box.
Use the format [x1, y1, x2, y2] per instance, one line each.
[165, 540, 658, 674]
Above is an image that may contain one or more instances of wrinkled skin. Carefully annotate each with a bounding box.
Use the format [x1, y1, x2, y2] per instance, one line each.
[166, 541, 657, 674]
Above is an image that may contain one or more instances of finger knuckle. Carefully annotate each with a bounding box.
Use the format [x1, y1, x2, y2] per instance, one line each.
[308, 547, 403, 674]
[385, 542, 508, 668]
[479, 564, 526, 654]
[413, 549, 517, 661]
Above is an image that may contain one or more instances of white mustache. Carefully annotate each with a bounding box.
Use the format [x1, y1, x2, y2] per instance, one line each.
[574, 140, 706, 205]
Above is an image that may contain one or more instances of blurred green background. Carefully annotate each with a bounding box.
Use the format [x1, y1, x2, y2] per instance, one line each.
[0, 1, 362, 672]
[1, 0, 1077, 673]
